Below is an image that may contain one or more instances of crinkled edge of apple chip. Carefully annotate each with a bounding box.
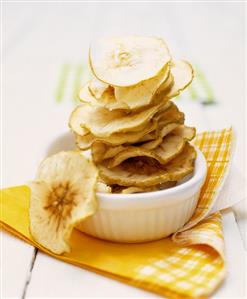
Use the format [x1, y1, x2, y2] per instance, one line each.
[114, 65, 170, 109]
[107, 135, 185, 168]
[166, 60, 194, 99]
[170, 125, 196, 141]
[98, 143, 196, 187]
[78, 101, 164, 137]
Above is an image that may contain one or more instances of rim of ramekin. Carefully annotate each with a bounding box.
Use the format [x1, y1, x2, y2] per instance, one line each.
[96, 146, 207, 207]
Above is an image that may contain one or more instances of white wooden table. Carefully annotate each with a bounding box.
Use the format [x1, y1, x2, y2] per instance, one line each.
[2, 2, 246, 298]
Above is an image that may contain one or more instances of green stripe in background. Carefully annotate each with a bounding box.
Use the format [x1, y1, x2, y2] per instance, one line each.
[55, 63, 70, 103]
[195, 65, 216, 105]
[187, 83, 198, 101]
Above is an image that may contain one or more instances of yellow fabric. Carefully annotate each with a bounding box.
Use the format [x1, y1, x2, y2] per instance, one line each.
[0, 128, 233, 299]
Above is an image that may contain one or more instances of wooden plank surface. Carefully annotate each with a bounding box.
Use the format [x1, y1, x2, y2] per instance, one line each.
[2, 2, 246, 298]
[1, 232, 35, 298]
[213, 210, 246, 299]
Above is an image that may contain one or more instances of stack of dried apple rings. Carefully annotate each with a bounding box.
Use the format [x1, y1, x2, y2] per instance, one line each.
[69, 36, 196, 194]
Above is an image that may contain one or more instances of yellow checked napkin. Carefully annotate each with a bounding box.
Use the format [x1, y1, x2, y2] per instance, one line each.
[0, 128, 233, 299]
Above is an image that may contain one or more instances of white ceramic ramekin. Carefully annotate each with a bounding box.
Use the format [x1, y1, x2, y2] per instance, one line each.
[78, 147, 207, 243]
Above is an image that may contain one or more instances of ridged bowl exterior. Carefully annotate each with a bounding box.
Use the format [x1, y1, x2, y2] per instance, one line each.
[78, 191, 200, 242]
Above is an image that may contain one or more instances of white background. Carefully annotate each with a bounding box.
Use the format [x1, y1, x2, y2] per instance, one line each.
[2, 2, 246, 298]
